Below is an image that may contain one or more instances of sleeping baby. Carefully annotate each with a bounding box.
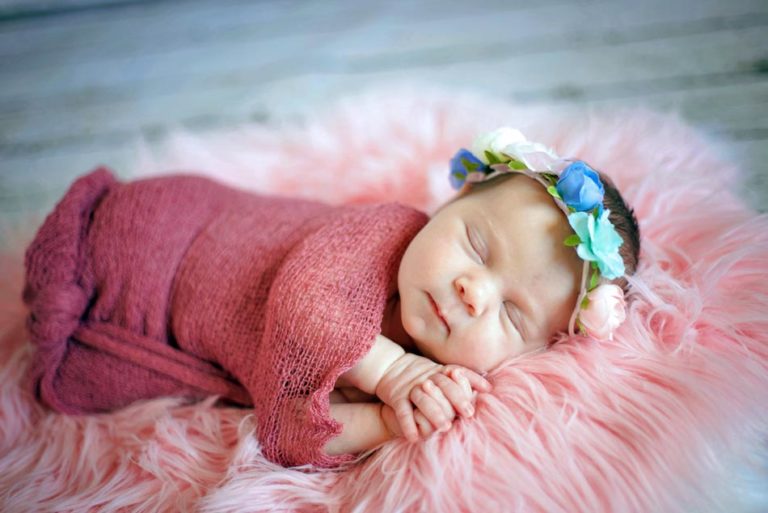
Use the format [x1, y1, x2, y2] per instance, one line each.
[23, 127, 640, 468]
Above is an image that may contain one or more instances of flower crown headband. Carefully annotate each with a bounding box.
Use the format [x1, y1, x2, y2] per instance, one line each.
[449, 127, 627, 341]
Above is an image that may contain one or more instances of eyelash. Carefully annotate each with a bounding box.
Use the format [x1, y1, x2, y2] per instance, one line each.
[503, 302, 518, 330]
[466, 225, 485, 263]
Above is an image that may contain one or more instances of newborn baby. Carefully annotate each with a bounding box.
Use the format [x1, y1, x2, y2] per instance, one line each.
[329, 129, 640, 455]
[23, 128, 640, 468]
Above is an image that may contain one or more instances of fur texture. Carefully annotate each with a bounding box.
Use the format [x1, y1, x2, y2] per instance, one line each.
[2, 86, 767, 512]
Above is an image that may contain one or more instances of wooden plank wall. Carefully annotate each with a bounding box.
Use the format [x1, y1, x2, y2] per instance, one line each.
[1, 0, 767, 229]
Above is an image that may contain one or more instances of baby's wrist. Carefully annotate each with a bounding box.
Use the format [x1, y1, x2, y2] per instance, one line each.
[379, 403, 402, 438]
[340, 334, 405, 396]
[370, 339, 407, 397]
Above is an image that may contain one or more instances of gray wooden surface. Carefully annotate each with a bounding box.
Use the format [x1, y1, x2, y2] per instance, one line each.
[1, 0, 767, 235]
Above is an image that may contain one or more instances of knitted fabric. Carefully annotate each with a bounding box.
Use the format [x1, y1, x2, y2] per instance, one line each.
[23, 168, 428, 468]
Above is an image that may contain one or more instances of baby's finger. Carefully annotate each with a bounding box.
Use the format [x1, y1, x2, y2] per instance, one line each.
[414, 410, 435, 438]
[444, 367, 472, 396]
[445, 369, 473, 397]
[450, 367, 492, 392]
[393, 399, 419, 443]
[421, 379, 454, 420]
[430, 372, 474, 418]
[410, 387, 450, 432]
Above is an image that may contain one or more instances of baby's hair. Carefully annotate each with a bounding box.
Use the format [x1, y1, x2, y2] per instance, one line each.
[598, 172, 641, 294]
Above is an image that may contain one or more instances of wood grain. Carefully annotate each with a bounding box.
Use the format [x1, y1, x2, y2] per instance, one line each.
[1, 0, 766, 226]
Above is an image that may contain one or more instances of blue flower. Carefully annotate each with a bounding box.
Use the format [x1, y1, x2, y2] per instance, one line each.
[556, 161, 605, 213]
[449, 149, 488, 189]
[567, 209, 625, 279]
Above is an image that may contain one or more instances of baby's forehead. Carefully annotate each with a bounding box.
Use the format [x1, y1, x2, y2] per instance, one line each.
[465, 174, 566, 228]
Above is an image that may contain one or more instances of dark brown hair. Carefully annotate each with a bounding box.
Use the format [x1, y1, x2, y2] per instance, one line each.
[597, 171, 641, 293]
[463, 170, 641, 292]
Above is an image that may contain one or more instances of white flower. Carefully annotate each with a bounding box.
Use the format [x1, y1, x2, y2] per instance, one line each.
[500, 140, 560, 171]
[472, 127, 560, 171]
[472, 127, 527, 164]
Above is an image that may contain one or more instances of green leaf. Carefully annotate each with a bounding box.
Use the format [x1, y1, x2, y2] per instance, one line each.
[507, 160, 527, 170]
[541, 172, 558, 183]
[580, 296, 591, 310]
[452, 171, 465, 181]
[589, 269, 600, 290]
[563, 234, 581, 247]
[461, 157, 479, 172]
[546, 185, 562, 199]
[484, 150, 501, 165]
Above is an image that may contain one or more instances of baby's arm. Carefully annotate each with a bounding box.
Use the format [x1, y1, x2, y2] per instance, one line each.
[324, 402, 397, 456]
[324, 389, 475, 455]
[339, 334, 491, 442]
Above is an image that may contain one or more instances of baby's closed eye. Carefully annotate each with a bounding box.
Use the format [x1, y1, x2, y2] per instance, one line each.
[465, 224, 487, 263]
[502, 301, 522, 334]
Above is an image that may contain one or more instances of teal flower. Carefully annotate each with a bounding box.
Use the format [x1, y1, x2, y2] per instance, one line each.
[567, 209, 625, 279]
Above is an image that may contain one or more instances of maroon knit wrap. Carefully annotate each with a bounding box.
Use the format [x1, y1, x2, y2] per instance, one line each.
[23, 168, 428, 468]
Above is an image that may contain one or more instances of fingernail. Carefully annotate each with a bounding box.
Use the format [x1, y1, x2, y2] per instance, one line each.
[440, 423, 451, 432]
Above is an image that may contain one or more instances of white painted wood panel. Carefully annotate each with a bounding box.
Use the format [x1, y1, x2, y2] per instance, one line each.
[1, 0, 766, 225]
[3, 0, 766, 101]
[3, 22, 765, 149]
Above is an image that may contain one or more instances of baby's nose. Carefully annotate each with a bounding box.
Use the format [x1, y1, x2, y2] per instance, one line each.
[454, 276, 490, 317]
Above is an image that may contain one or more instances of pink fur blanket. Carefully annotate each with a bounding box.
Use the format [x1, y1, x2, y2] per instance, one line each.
[1, 87, 767, 512]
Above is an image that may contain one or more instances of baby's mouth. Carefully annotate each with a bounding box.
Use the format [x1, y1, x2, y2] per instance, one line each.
[428, 293, 450, 334]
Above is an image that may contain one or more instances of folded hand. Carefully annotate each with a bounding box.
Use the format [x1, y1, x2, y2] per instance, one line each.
[375, 353, 492, 442]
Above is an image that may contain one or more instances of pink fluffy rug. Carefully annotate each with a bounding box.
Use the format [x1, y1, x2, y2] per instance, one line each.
[2, 87, 768, 513]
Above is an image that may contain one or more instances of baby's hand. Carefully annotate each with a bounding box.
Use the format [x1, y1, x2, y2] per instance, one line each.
[376, 353, 491, 442]
[410, 367, 483, 438]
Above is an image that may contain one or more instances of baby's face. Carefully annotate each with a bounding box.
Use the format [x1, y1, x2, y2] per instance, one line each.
[397, 174, 583, 373]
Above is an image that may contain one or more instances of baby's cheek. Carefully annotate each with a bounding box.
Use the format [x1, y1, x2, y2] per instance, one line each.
[445, 332, 488, 371]
[555, 302, 576, 336]
[463, 329, 515, 372]
[402, 308, 425, 337]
